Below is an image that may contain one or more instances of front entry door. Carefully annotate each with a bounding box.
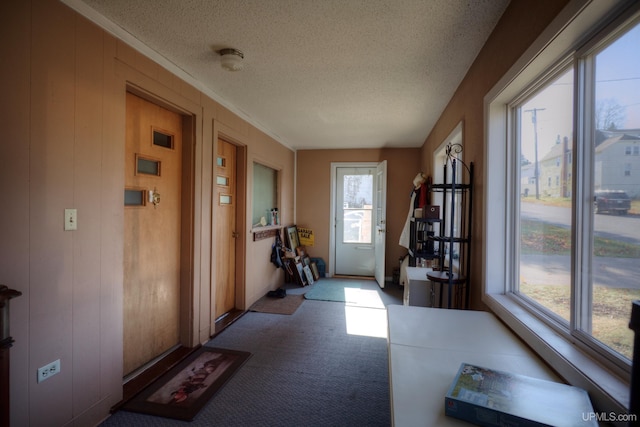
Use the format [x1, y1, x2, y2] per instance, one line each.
[123, 93, 183, 376]
[335, 167, 376, 276]
[215, 139, 237, 318]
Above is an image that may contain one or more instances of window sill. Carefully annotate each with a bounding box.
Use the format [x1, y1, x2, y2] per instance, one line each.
[483, 293, 630, 421]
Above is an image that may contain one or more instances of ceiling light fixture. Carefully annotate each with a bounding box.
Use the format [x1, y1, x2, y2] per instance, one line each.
[219, 48, 244, 71]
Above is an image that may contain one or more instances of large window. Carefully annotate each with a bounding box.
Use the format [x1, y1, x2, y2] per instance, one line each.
[485, 0, 640, 414]
[516, 67, 574, 324]
[514, 17, 640, 361]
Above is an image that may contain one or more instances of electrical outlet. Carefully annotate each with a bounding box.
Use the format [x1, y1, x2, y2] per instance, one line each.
[37, 359, 60, 383]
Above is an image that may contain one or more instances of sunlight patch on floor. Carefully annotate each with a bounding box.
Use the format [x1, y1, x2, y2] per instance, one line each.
[343, 288, 386, 309]
[343, 288, 388, 338]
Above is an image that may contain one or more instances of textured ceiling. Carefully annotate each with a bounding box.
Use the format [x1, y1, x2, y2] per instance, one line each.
[64, 0, 509, 150]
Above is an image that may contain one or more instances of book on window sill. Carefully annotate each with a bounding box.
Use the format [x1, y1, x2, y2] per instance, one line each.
[445, 363, 597, 427]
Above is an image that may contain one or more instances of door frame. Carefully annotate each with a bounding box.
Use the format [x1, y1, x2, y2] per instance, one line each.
[329, 162, 380, 277]
[123, 84, 196, 357]
[211, 126, 247, 320]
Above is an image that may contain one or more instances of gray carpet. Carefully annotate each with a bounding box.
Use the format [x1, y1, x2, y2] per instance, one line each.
[101, 279, 403, 426]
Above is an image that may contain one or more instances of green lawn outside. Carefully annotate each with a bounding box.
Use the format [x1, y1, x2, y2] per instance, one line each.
[519, 210, 640, 360]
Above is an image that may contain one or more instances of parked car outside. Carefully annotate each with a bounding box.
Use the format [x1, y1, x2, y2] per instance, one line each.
[594, 190, 631, 215]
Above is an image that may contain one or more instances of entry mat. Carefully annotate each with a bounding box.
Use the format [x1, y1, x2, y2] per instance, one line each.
[121, 346, 251, 421]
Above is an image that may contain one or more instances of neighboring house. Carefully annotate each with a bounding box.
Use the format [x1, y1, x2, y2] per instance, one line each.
[533, 130, 640, 199]
[594, 130, 640, 198]
[539, 135, 572, 198]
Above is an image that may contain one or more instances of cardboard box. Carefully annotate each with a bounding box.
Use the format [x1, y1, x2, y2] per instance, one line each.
[445, 363, 597, 427]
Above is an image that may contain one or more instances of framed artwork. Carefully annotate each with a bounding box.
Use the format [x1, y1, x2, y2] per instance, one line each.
[295, 261, 307, 286]
[286, 225, 300, 251]
[310, 262, 320, 281]
[303, 265, 314, 285]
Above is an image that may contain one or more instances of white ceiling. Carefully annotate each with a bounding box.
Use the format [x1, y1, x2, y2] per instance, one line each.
[64, 0, 509, 150]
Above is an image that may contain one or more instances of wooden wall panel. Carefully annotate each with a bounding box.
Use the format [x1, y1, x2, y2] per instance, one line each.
[0, 1, 32, 426]
[72, 15, 105, 415]
[29, 0, 76, 425]
[98, 31, 125, 406]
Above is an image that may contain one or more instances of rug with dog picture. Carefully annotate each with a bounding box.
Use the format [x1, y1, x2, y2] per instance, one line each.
[121, 346, 251, 421]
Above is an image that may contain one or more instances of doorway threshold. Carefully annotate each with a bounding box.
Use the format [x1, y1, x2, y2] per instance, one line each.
[112, 345, 196, 412]
[213, 309, 245, 338]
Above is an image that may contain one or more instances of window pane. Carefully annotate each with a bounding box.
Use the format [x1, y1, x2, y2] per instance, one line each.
[343, 174, 373, 243]
[518, 68, 574, 322]
[253, 163, 278, 226]
[589, 22, 640, 360]
[152, 130, 173, 149]
[136, 156, 160, 176]
[124, 189, 145, 206]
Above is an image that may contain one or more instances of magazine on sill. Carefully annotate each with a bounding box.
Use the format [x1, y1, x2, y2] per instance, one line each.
[445, 363, 597, 427]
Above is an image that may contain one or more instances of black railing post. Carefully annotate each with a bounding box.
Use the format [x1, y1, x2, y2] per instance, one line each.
[1, 285, 22, 427]
[630, 300, 639, 426]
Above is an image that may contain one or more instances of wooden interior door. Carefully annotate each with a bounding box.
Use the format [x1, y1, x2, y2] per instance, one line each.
[124, 92, 183, 376]
[215, 139, 237, 318]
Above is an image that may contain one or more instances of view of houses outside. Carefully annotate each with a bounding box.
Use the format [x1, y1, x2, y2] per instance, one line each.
[522, 130, 640, 199]
[517, 22, 640, 360]
[342, 174, 373, 244]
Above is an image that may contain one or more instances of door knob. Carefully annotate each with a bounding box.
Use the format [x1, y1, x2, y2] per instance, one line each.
[232, 231, 240, 238]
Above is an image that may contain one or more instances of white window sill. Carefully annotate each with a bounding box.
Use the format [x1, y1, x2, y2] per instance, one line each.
[483, 293, 630, 423]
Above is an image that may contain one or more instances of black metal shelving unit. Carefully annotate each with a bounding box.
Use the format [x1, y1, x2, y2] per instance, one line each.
[408, 217, 441, 266]
[409, 143, 473, 309]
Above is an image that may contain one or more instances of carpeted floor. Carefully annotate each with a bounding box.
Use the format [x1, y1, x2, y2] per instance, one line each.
[304, 278, 387, 308]
[100, 278, 403, 426]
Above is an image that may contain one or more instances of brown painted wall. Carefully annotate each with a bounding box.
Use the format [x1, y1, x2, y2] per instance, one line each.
[419, 0, 570, 309]
[0, 0, 294, 425]
[296, 148, 421, 278]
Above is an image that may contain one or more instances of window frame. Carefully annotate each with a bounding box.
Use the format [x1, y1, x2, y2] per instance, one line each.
[484, 0, 638, 416]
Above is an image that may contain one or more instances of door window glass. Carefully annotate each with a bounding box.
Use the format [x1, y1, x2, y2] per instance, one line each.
[342, 174, 373, 243]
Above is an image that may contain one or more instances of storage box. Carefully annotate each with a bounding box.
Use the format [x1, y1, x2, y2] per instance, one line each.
[445, 363, 597, 427]
[423, 205, 440, 219]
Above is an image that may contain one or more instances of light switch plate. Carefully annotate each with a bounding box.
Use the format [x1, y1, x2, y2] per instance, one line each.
[64, 209, 77, 231]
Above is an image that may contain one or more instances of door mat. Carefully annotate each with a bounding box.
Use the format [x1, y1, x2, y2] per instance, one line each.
[250, 293, 304, 315]
[304, 279, 385, 308]
[121, 346, 251, 421]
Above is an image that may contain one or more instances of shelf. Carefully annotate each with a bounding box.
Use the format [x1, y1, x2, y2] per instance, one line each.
[426, 270, 466, 284]
[408, 249, 439, 259]
[251, 225, 283, 241]
[423, 236, 469, 244]
[429, 183, 472, 191]
[407, 152, 473, 309]
[410, 217, 441, 223]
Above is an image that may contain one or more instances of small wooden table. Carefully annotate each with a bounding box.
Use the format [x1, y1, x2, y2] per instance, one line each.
[386, 305, 560, 426]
